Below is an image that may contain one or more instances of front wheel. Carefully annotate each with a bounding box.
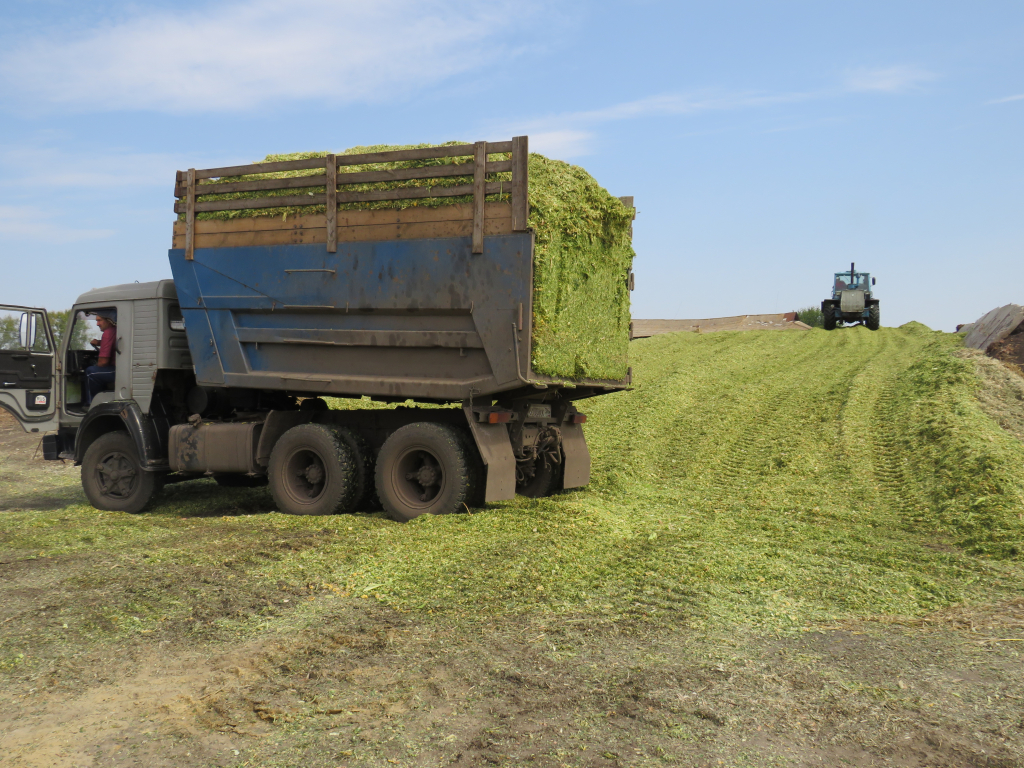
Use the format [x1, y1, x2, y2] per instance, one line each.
[867, 304, 880, 331]
[823, 303, 837, 330]
[82, 431, 157, 514]
[375, 423, 474, 522]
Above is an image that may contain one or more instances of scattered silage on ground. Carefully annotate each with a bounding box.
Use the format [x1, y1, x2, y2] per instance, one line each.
[184, 143, 635, 381]
[4, 325, 1023, 647]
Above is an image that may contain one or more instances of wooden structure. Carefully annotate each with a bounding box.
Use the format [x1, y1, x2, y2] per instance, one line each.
[173, 137, 529, 259]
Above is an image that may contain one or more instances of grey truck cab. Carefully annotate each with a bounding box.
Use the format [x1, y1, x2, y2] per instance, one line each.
[1, 281, 190, 507]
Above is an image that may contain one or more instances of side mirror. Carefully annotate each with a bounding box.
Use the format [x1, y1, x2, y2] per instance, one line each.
[872, 277, 876, 286]
[17, 313, 35, 349]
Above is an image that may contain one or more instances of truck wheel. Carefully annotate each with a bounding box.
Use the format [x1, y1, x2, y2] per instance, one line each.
[333, 426, 376, 511]
[823, 304, 837, 330]
[82, 431, 157, 514]
[516, 458, 559, 498]
[376, 423, 473, 522]
[867, 304, 880, 331]
[268, 424, 357, 515]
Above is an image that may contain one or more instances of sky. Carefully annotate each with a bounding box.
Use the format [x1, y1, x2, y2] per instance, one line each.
[0, 0, 1021, 331]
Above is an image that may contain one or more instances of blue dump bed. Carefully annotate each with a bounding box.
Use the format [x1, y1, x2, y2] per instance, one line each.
[169, 232, 624, 402]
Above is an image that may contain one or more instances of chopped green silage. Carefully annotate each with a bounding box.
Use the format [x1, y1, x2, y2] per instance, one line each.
[5, 325, 1024, 649]
[185, 143, 635, 381]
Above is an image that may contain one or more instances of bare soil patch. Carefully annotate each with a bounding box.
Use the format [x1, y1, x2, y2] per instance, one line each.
[2, 601, 1023, 768]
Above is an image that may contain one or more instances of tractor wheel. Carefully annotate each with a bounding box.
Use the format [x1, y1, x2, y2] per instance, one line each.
[268, 424, 357, 515]
[375, 423, 474, 522]
[823, 304, 837, 331]
[867, 304, 880, 331]
[82, 431, 158, 514]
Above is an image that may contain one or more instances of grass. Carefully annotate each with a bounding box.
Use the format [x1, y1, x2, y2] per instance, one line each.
[2, 324, 1023, 664]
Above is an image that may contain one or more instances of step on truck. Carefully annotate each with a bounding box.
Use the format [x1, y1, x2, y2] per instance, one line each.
[1, 137, 635, 520]
[822, 262, 879, 330]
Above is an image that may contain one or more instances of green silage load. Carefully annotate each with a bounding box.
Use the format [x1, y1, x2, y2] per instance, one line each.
[189, 143, 635, 382]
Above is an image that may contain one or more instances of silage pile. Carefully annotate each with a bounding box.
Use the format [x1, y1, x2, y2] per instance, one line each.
[186, 143, 635, 382]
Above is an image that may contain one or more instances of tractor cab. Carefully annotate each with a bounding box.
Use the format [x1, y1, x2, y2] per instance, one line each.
[832, 269, 875, 297]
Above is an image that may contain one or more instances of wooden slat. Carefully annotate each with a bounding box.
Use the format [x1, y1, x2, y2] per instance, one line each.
[334, 141, 511, 168]
[325, 154, 337, 253]
[194, 157, 326, 181]
[175, 181, 510, 214]
[182, 140, 512, 184]
[185, 168, 196, 261]
[472, 141, 486, 254]
[180, 159, 513, 197]
[511, 135, 529, 231]
[184, 141, 513, 183]
[172, 215, 514, 249]
[172, 202, 512, 236]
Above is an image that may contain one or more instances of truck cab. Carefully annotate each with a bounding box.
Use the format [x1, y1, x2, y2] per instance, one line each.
[2, 281, 194, 508]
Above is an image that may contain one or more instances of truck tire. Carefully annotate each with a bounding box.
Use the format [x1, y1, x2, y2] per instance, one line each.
[333, 426, 376, 511]
[867, 304, 880, 331]
[823, 304, 837, 331]
[375, 422, 473, 522]
[82, 431, 158, 514]
[268, 424, 357, 515]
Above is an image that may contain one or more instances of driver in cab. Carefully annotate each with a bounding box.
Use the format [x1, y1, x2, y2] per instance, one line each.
[84, 309, 117, 407]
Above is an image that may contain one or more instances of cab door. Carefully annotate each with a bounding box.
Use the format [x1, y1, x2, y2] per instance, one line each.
[0, 306, 57, 432]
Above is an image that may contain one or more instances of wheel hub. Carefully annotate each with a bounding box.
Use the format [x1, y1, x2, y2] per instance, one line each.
[303, 462, 324, 485]
[96, 453, 137, 499]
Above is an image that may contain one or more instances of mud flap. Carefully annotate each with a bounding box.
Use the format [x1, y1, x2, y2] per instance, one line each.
[560, 422, 591, 489]
[462, 404, 516, 502]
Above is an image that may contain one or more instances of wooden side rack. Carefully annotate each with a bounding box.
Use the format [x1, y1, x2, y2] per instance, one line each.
[173, 137, 529, 259]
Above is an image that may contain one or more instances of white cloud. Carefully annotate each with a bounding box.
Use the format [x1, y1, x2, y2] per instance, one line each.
[528, 130, 596, 159]
[0, 145, 205, 188]
[0, 0, 523, 113]
[0, 205, 114, 243]
[988, 93, 1024, 104]
[494, 90, 812, 158]
[844, 65, 936, 93]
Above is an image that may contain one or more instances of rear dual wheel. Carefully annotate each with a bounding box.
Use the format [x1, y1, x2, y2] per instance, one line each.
[375, 423, 481, 522]
[268, 424, 373, 516]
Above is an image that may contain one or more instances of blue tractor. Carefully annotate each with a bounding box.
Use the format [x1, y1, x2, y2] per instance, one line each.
[822, 263, 879, 330]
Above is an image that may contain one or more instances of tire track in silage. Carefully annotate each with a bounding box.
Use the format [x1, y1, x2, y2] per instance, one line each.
[698, 330, 875, 501]
[841, 329, 930, 522]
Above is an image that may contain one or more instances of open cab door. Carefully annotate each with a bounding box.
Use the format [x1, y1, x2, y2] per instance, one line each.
[0, 306, 58, 433]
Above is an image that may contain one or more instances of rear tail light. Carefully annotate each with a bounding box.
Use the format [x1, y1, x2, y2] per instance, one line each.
[571, 413, 587, 424]
[487, 411, 512, 424]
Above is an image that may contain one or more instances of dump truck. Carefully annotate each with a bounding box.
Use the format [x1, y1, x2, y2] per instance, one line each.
[0, 137, 635, 520]
[821, 263, 879, 330]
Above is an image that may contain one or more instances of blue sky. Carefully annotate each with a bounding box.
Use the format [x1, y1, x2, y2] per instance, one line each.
[1, 0, 1021, 331]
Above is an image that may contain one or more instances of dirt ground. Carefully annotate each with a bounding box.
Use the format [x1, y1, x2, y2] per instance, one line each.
[2, 396, 1024, 767]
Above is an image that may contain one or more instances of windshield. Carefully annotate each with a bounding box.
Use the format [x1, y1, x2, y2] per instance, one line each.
[834, 272, 870, 291]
